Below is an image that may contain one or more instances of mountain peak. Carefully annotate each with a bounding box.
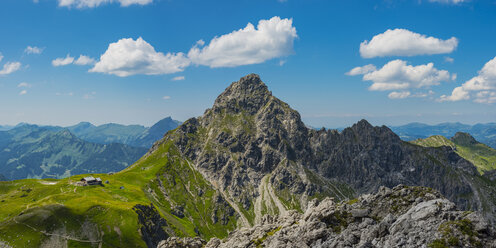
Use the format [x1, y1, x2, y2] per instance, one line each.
[212, 74, 272, 115]
[355, 119, 373, 129]
[451, 132, 478, 146]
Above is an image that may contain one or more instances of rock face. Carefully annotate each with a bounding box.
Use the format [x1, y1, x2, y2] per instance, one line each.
[160, 186, 496, 248]
[133, 204, 170, 248]
[148, 74, 496, 231]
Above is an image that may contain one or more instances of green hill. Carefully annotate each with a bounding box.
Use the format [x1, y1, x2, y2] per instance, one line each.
[411, 132, 496, 173]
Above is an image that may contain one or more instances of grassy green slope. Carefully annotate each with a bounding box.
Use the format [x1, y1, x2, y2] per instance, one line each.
[411, 135, 496, 174]
[0, 137, 236, 247]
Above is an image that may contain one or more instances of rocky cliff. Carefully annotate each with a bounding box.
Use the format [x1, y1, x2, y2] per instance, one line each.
[146, 74, 495, 232]
[158, 185, 496, 248]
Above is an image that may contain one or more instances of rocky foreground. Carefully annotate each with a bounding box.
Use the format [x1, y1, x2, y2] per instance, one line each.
[158, 185, 496, 248]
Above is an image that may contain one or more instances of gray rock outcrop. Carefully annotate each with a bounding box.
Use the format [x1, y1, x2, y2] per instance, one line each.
[159, 185, 496, 248]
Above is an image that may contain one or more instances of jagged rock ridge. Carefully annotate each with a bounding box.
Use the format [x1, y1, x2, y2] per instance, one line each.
[157, 185, 496, 248]
[149, 74, 495, 230]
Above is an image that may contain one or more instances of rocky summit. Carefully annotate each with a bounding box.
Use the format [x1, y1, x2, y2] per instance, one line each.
[1, 74, 495, 248]
[157, 185, 496, 248]
[149, 73, 496, 233]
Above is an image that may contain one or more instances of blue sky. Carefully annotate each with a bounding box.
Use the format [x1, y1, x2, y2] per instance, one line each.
[0, 0, 495, 128]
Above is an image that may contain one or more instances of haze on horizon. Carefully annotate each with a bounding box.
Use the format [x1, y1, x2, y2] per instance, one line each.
[0, 0, 495, 128]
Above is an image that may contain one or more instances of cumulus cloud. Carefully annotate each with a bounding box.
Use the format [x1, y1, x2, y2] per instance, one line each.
[172, 76, 185, 81]
[52, 54, 74, 67]
[24, 46, 43, 55]
[74, 55, 96, 65]
[58, 0, 152, 8]
[53, 54, 95, 66]
[445, 56, 454, 63]
[440, 56, 496, 103]
[188, 16, 297, 68]
[354, 60, 452, 91]
[359, 29, 458, 58]
[58, 17, 297, 76]
[19, 90, 27, 96]
[0, 62, 22, 75]
[348, 60, 452, 99]
[346, 64, 377, 76]
[0, 53, 3, 62]
[90, 37, 190, 77]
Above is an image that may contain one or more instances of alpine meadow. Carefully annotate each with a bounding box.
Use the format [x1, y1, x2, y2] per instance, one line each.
[0, 1, 496, 248]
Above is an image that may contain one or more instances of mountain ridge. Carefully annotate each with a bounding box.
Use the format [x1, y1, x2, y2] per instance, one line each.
[153, 74, 496, 226]
[1, 74, 495, 247]
[390, 122, 496, 149]
[0, 125, 148, 180]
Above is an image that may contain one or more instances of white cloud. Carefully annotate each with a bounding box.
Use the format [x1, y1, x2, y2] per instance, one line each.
[354, 60, 452, 91]
[445, 56, 454, 63]
[440, 56, 496, 103]
[0, 53, 4, 62]
[74, 55, 96, 65]
[346, 64, 376, 76]
[348, 60, 452, 100]
[172, 76, 185, 81]
[359, 29, 458, 58]
[90, 37, 190, 77]
[24, 46, 43, 55]
[0, 62, 22, 75]
[58, 0, 152, 8]
[162, 95, 171, 100]
[53, 54, 95, 66]
[429, 0, 467, 4]
[17, 82, 31, 88]
[188, 16, 297, 68]
[19, 90, 27, 96]
[388, 91, 411, 99]
[52, 54, 74, 67]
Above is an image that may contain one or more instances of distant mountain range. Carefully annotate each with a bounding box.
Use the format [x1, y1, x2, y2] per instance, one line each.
[67, 117, 181, 148]
[389, 122, 496, 149]
[0, 125, 13, 131]
[0, 117, 181, 180]
[0, 125, 147, 180]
